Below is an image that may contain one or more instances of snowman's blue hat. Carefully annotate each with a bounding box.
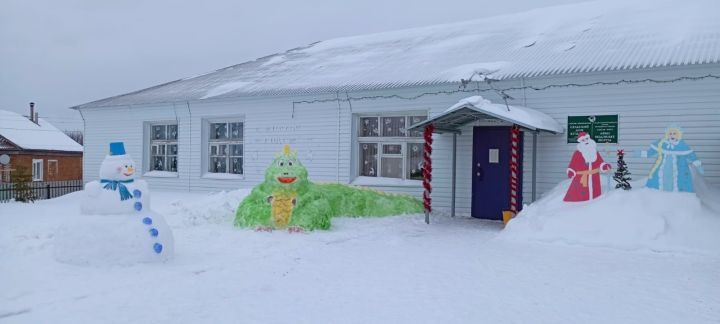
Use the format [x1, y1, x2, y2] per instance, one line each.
[109, 142, 126, 156]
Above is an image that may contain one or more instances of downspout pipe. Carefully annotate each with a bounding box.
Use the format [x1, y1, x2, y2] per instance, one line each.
[532, 130, 538, 202]
[451, 132, 457, 217]
[78, 108, 87, 184]
[335, 92, 342, 183]
[186, 101, 192, 191]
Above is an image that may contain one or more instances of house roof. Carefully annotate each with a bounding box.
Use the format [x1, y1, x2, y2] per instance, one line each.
[408, 96, 564, 134]
[0, 110, 83, 153]
[73, 0, 720, 109]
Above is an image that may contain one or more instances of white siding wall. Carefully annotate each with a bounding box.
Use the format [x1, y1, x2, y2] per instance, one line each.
[517, 65, 720, 201]
[81, 93, 352, 192]
[185, 95, 351, 191]
[80, 63, 720, 217]
[81, 104, 189, 190]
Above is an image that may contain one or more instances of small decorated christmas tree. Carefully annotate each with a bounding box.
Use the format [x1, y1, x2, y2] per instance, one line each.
[613, 149, 632, 190]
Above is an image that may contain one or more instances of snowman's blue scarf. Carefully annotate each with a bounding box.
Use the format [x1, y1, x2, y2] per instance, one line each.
[100, 179, 134, 201]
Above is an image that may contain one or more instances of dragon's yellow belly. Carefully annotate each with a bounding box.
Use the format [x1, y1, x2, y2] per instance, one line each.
[270, 193, 296, 228]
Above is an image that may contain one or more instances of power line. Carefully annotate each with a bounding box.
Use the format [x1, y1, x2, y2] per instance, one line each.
[292, 74, 720, 106]
[499, 74, 720, 92]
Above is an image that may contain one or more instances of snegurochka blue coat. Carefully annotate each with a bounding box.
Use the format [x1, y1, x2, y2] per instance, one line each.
[645, 139, 698, 192]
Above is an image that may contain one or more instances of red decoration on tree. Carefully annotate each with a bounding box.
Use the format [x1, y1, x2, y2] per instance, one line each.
[422, 124, 434, 214]
[509, 125, 521, 213]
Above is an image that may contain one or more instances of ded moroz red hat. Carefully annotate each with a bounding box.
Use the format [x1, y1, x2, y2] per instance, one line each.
[577, 131, 590, 142]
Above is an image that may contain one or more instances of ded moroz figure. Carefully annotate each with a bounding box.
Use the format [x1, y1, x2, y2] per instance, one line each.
[641, 125, 703, 193]
[564, 132, 612, 202]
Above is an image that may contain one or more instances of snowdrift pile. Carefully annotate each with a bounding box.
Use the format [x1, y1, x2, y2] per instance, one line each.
[502, 175, 720, 253]
[164, 189, 250, 226]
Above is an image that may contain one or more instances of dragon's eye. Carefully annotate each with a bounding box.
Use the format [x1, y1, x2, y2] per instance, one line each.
[279, 162, 284, 167]
[288, 161, 293, 166]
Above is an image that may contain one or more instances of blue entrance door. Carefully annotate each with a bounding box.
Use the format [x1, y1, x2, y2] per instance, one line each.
[471, 126, 523, 220]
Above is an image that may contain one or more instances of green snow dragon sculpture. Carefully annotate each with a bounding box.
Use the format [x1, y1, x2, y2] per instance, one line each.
[234, 145, 424, 232]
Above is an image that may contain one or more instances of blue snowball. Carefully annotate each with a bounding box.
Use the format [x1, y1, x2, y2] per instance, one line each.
[153, 243, 163, 254]
[133, 189, 142, 199]
[134, 202, 143, 211]
[142, 217, 152, 225]
[149, 228, 159, 237]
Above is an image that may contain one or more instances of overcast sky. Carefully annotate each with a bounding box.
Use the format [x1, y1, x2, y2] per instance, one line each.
[0, 0, 579, 130]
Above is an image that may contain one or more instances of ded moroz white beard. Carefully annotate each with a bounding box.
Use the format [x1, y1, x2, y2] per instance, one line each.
[577, 139, 598, 163]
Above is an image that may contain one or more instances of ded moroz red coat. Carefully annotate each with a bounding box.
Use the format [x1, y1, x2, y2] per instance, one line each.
[563, 151, 611, 202]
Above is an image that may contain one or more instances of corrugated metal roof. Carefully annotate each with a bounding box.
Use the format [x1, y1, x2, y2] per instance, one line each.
[73, 0, 720, 109]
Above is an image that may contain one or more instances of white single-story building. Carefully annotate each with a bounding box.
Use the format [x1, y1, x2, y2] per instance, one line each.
[73, 1, 720, 220]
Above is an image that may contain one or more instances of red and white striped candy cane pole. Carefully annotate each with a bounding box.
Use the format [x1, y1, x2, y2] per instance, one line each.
[509, 125, 520, 214]
[422, 124, 434, 224]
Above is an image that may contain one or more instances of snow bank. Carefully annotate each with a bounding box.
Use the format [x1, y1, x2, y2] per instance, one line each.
[3, 188, 720, 323]
[502, 176, 720, 253]
[694, 170, 720, 214]
[162, 189, 250, 226]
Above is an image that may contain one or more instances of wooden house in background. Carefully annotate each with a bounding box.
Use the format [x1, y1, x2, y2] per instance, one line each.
[0, 106, 83, 183]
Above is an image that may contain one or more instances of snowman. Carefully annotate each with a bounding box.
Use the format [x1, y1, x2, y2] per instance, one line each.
[55, 142, 174, 265]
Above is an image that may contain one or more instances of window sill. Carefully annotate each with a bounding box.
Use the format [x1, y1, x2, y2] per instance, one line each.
[202, 173, 244, 180]
[143, 171, 179, 178]
[351, 176, 422, 188]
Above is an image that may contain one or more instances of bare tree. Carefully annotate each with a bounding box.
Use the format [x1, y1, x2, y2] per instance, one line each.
[64, 130, 84, 145]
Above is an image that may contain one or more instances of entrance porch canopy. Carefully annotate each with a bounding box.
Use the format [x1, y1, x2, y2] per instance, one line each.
[407, 96, 564, 222]
[408, 96, 564, 135]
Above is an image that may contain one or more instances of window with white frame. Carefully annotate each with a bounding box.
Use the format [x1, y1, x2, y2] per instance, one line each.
[32, 159, 43, 181]
[149, 123, 178, 172]
[207, 121, 243, 174]
[0, 164, 10, 183]
[357, 114, 427, 180]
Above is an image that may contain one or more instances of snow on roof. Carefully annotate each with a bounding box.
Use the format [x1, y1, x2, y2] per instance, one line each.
[409, 96, 564, 134]
[0, 110, 83, 152]
[73, 0, 720, 109]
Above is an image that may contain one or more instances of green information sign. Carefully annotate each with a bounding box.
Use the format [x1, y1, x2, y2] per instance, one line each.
[567, 115, 618, 143]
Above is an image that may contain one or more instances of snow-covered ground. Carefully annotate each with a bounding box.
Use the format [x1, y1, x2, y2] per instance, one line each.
[503, 176, 720, 254]
[1, 187, 719, 324]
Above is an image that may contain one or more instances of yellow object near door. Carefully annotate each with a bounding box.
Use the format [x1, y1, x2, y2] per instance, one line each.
[502, 211, 515, 225]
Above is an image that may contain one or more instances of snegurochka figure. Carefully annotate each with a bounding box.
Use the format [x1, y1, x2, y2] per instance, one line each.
[641, 125, 703, 193]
